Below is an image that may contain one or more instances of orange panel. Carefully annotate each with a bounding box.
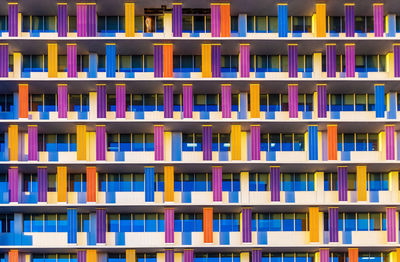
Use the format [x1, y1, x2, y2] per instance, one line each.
[348, 249, 358, 262]
[327, 125, 337, 160]
[220, 4, 231, 37]
[19, 84, 28, 118]
[309, 207, 319, 242]
[203, 207, 213, 243]
[86, 166, 97, 202]
[9, 250, 18, 262]
[163, 44, 173, 77]
[164, 166, 174, 202]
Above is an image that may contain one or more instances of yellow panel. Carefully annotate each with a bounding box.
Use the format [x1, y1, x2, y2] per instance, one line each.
[57, 166, 67, 202]
[387, 51, 394, 78]
[13, 53, 21, 78]
[87, 132, 96, 161]
[8, 125, 18, 161]
[356, 166, 367, 201]
[86, 250, 97, 262]
[77, 125, 86, 160]
[201, 44, 211, 78]
[164, 131, 172, 162]
[126, 250, 136, 262]
[241, 131, 247, 161]
[48, 43, 58, 78]
[164, 166, 174, 202]
[240, 252, 250, 262]
[231, 125, 241, 160]
[250, 84, 260, 118]
[125, 3, 135, 37]
[316, 4, 326, 37]
[309, 207, 319, 242]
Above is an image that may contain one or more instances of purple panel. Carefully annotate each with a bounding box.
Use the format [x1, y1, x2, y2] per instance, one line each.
[387, 207, 397, 242]
[0, 44, 8, 77]
[96, 209, 106, 244]
[317, 84, 327, 118]
[154, 45, 163, 78]
[211, 45, 221, 77]
[320, 249, 329, 262]
[8, 4, 18, 37]
[154, 125, 164, 161]
[329, 208, 338, 242]
[96, 125, 106, 161]
[386, 125, 395, 160]
[326, 44, 336, 78]
[252, 250, 262, 262]
[221, 84, 231, 118]
[28, 125, 38, 161]
[288, 85, 298, 118]
[97, 85, 106, 118]
[37, 167, 47, 202]
[374, 4, 384, 37]
[165, 209, 174, 243]
[77, 4, 87, 37]
[288, 44, 298, 78]
[211, 4, 221, 37]
[202, 125, 212, 161]
[184, 250, 193, 262]
[338, 166, 348, 201]
[345, 44, 355, 77]
[345, 4, 355, 37]
[240, 45, 250, 78]
[242, 208, 252, 243]
[8, 167, 18, 202]
[212, 166, 222, 201]
[164, 85, 173, 118]
[67, 44, 77, 78]
[57, 4, 68, 37]
[77, 251, 86, 262]
[251, 125, 260, 161]
[87, 4, 97, 37]
[183, 85, 193, 118]
[172, 4, 182, 37]
[270, 166, 280, 202]
[165, 250, 174, 262]
[394, 45, 400, 78]
[58, 85, 68, 118]
[116, 84, 126, 118]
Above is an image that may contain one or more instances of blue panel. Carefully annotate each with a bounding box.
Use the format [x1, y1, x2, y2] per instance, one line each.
[106, 44, 116, 77]
[238, 14, 247, 37]
[292, 32, 303, 37]
[106, 192, 116, 203]
[323, 231, 329, 244]
[125, 72, 135, 78]
[221, 72, 237, 78]
[358, 72, 368, 78]
[265, 111, 275, 119]
[67, 209, 77, 244]
[238, 92, 248, 119]
[388, 92, 397, 119]
[220, 231, 230, 245]
[278, 4, 288, 37]
[190, 33, 200, 37]
[302, 72, 312, 78]
[200, 111, 210, 119]
[257, 231, 268, 245]
[88, 53, 98, 78]
[21, 192, 38, 203]
[255, 72, 265, 78]
[115, 151, 125, 161]
[182, 191, 191, 203]
[14, 213, 22, 233]
[21, 72, 31, 78]
[341, 151, 351, 161]
[387, 14, 396, 37]
[229, 191, 239, 203]
[87, 213, 97, 245]
[343, 231, 352, 244]
[0, 192, 8, 203]
[285, 191, 295, 203]
[78, 192, 87, 204]
[145, 167, 155, 202]
[369, 191, 379, 203]
[78, 112, 88, 120]
[135, 111, 145, 119]
[331, 111, 341, 119]
[13, 92, 19, 119]
[182, 232, 192, 245]
[143, 33, 154, 37]
[115, 232, 125, 245]
[302, 111, 312, 119]
[48, 151, 59, 161]
[266, 151, 276, 161]
[374, 84, 385, 118]
[329, 33, 339, 37]
[219, 151, 229, 161]
[357, 33, 367, 37]
[308, 126, 318, 160]
[173, 72, 191, 78]
[171, 132, 182, 161]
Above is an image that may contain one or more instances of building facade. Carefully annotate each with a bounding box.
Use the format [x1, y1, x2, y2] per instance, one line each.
[0, 1, 399, 262]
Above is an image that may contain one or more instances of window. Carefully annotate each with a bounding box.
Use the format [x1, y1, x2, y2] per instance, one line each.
[261, 133, 305, 152]
[281, 173, 314, 191]
[98, 173, 145, 192]
[38, 134, 77, 152]
[0, 94, 14, 112]
[369, 173, 388, 191]
[182, 134, 202, 151]
[23, 174, 38, 192]
[175, 213, 203, 232]
[212, 134, 231, 152]
[69, 94, 89, 112]
[338, 133, 379, 152]
[324, 173, 338, 191]
[77, 214, 90, 232]
[328, 16, 343, 33]
[252, 213, 308, 232]
[213, 213, 240, 232]
[249, 173, 269, 191]
[24, 214, 68, 232]
[0, 214, 14, 232]
[222, 173, 240, 191]
[68, 173, 86, 192]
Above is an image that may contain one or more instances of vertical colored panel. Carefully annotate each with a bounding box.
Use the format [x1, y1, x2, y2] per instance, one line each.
[394, 44, 400, 78]
[348, 249, 358, 262]
[288, 44, 298, 78]
[86, 4, 97, 37]
[165, 250, 174, 262]
[87, 250, 97, 262]
[8, 167, 18, 202]
[48, 43, 58, 78]
[116, 84, 126, 118]
[317, 84, 327, 118]
[338, 166, 348, 201]
[77, 125, 87, 161]
[288, 84, 298, 118]
[270, 166, 280, 202]
[87, 166, 96, 202]
[231, 125, 241, 160]
[0, 44, 9, 77]
[163, 44, 173, 77]
[373, 4, 384, 37]
[240, 44, 250, 78]
[357, 166, 367, 201]
[172, 4, 182, 37]
[239, 93, 248, 120]
[220, 4, 230, 37]
[183, 250, 193, 262]
[8, 3, 18, 37]
[171, 132, 182, 161]
[278, 4, 288, 37]
[211, 44, 221, 77]
[326, 44, 336, 78]
[203, 207, 213, 243]
[316, 4, 326, 37]
[96, 209, 106, 244]
[154, 45, 163, 78]
[37, 167, 47, 202]
[77, 250, 86, 262]
[67, 208, 77, 244]
[202, 125, 212, 161]
[28, 125, 38, 161]
[58, 84, 68, 118]
[164, 84, 173, 118]
[125, 3, 135, 37]
[386, 125, 395, 160]
[67, 44, 77, 78]
[77, 4, 87, 37]
[8, 125, 18, 161]
[202, 44, 212, 78]
[19, 84, 28, 118]
[309, 207, 319, 242]
[88, 53, 98, 78]
[126, 250, 136, 262]
[308, 125, 318, 160]
[345, 4, 355, 37]
[387, 14, 396, 37]
[329, 208, 338, 242]
[375, 84, 385, 118]
[57, 166, 67, 202]
[250, 84, 260, 118]
[238, 14, 247, 37]
[154, 125, 164, 161]
[387, 207, 397, 242]
[250, 125, 260, 161]
[164, 166, 174, 202]
[242, 208, 252, 243]
[327, 125, 337, 160]
[106, 44, 116, 78]
[97, 84, 106, 118]
[183, 84, 193, 118]
[221, 84, 232, 118]
[96, 125, 106, 161]
[145, 167, 155, 202]
[345, 44, 355, 77]
[211, 4, 221, 37]
[57, 3, 68, 37]
[165, 208, 174, 243]
[8, 251, 18, 262]
[320, 249, 329, 262]
[212, 166, 222, 201]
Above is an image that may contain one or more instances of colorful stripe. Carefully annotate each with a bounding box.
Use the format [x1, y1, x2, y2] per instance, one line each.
[116, 84, 126, 118]
[37, 167, 47, 202]
[67, 44, 77, 78]
[77, 4, 88, 37]
[154, 45, 163, 78]
[288, 84, 298, 118]
[48, 43, 58, 78]
[202, 44, 212, 77]
[8, 3, 18, 37]
[320, 249, 329, 262]
[172, 4, 182, 37]
[86, 166, 97, 202]
[309, 207, 319, 242]
[212, 166, 222, 201]
[288, 44, 298, 78]
[184, 250, 193, 262]
[57, 4, 68, 37]
[387, 207, 397, 242]
[58, 84, 68, 118]
[394, 44, 400, 77]
[163, 44, 173, 77]
[164, 84, 173, 118]
[211, 4, 221, 37]
[97, 84, 107, 118]
[203, 207, 213, 243]
[317, 84, 327, 118]
[165, 250, 174, 262]
[242, 208, 252, 243]
[329, 208, 338, 242]
[278, 4, 288, 37]
[231, 125, 241, 160]
[327, 125, 337, 160]
[154, 125, 164, 161]
[345, 4, 355, 37]
[221, 84, 231, 118]
[96, 125, 106, 161]
[57, 166, 67, 202]
[345, 44, 355, 77]
[373, 4, 384, 37]
[270, 166, 280, 202]
[125, 3, 135, 37]
[96, 209, 106, 243]
[8, 167, 18, 202]
[326, 44, 336, 77]
[183, 84, 193, 118]
[0, 44, 9, 77]
[338, 166, 348, 201]
[250, 84, 260, 118]
[250, 125, 260, 161]
[19, 84, 28, 118]
[316, 4, 326, 37]
[386, 125, 395, 160]
[77, 125, 87, 161]
[28, 125, 38, 161]
[357, 166, 367, 201]
[240, 44, 250, 78]
[211, 44, 221, 77]
[8, 125, 18, 161]
[202, 125, 212, 161]
[165, 208, 174, 243]
[164, 166, 174, 202]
